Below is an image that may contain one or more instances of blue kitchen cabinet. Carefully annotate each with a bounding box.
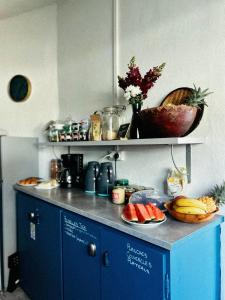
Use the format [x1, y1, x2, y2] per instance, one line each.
[16, 192, 62, 300]
[62, 211, 169, 300]
[62, 211, 101, 300]
[101, 227, 169, 300]
[62, 211, 222, 300]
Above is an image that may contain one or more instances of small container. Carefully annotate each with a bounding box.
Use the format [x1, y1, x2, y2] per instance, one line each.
[50, 159, 62, 182]
[125, 187, 136, 203]
[116, 178, 129, 187]
[112, 186, 125, 204]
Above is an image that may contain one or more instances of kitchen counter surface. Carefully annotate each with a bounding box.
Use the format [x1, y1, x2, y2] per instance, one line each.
[14, 185, 223, 250]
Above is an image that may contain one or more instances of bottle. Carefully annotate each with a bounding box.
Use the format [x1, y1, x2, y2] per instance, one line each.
[50, 159, 62, 182]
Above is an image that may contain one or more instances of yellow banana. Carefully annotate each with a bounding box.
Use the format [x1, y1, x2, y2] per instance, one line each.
[173, 206, 206, 215]
[174, 198, 207, 211]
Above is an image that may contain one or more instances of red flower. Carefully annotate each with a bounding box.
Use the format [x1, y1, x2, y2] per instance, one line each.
[118, 57, 165, 102]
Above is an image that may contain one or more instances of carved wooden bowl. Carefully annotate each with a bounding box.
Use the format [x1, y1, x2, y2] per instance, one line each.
[138, 105, 198, 138]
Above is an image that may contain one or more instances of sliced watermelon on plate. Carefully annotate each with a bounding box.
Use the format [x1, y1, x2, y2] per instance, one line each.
[122, 203, 138, 222]
[134, 203, 152, 223]
[147, 203, 165, 221]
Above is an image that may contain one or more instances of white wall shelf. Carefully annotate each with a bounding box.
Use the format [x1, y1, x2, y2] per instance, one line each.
[39, 137, 204, 147]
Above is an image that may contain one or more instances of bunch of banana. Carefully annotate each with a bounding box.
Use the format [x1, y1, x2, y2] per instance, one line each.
[172, 198, 207, 215]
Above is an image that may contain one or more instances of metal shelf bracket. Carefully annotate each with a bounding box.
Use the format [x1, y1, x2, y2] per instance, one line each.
[186, 144, 191, 184]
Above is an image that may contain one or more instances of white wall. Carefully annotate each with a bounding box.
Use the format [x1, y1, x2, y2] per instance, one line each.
[0, 4, 58, 138]
[57, 0, 225, 298]
[57, 0, 113, 120]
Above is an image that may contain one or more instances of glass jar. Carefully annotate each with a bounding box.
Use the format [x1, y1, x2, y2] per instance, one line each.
[114, 105, 126, 126]
[102, 107, 120, 140]
[50, 159, 62, 182]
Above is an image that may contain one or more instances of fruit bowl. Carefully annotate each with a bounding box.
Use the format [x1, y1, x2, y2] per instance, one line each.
[164, 201, 219, 223]
[137, 105, 198, 138]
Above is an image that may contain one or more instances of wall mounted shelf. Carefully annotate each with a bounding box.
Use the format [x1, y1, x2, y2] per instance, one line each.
[38, 137, 205, 183]
[39, 137, 204, 147]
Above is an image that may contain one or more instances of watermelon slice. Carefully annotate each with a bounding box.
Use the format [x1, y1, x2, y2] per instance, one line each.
[123, 204, 138, 222]
[145, 204, 155, 220]
[134, 204, 151, 223]
[147, 203, 165, 221]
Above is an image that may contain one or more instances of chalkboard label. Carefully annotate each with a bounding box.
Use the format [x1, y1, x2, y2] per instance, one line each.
[63, 215, 97, 246]
[118, 123, 130, 139]
[126, 243, 152, 275]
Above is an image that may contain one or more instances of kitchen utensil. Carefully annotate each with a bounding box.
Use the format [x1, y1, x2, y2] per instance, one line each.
[96, 162, 115, 197]
[84, 161, 100, 194]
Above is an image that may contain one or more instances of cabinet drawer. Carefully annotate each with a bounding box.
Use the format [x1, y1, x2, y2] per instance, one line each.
[101, 227, 169, 300]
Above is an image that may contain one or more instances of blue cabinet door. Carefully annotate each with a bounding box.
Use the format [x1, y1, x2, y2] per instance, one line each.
[62, 211, 101, 300]
[16, 192, 62, 300]
[101, 227, 169, 300]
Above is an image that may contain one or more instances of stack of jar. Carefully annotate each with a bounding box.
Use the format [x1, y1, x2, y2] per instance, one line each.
[48, 120, 89, 142]
[112, 179, 145, 205]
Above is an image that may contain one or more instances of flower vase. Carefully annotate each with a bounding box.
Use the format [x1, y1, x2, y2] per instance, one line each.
[129, 102, 142, 139]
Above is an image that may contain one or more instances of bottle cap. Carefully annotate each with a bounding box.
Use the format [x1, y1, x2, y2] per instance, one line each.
[116, 179, 129, 186]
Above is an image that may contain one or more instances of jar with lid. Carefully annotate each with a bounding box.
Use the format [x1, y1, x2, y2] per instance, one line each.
[102, 107, 120, 140]
[112, 186, 126, 204]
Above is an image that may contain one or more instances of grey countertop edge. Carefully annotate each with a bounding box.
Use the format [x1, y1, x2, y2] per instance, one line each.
[14, 185, 224, 251]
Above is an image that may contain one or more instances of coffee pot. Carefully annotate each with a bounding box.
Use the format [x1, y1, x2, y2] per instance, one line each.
[84, 161, 100, 194]
[59, 168, 72, 188]
[96, 162, 115, 197]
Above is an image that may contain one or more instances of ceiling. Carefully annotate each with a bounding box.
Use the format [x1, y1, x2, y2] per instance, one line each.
[0, 0, 58, 20]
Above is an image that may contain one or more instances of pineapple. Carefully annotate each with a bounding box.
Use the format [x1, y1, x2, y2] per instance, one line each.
[198, 197, 217, 213]
[184, 84, 212, 108]
[209, 182, 225, 207]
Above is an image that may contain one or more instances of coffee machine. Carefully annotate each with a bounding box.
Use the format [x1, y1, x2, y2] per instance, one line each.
[60, 154, 83, 188]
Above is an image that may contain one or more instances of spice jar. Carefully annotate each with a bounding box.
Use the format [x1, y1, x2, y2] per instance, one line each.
[125, 187, 136, 204]
[112, 186, 125, 204]
[102, 107, 120, 140]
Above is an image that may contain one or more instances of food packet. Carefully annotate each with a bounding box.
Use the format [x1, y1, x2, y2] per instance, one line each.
[167, 168, 187, 197]
[89, 113, 102, 141]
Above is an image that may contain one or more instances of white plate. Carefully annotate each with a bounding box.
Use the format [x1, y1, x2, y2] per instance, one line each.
[34, 184, 59, 190]
[121, 214, 166, 227]
[16, 182, 37, 187]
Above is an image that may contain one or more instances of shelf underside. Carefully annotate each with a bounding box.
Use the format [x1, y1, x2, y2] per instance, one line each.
[39, 137, 204, 147]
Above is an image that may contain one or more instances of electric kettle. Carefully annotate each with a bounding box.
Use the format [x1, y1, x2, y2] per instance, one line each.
[96, 162, 115, 197]
[84, 161, 100, 194]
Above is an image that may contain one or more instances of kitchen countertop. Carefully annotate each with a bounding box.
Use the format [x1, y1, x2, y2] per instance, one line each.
[14, 185, 223, 250]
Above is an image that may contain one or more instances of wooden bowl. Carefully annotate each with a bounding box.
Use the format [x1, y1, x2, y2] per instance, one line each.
[138, 105, 198, 138]
[160, 87, 204, 136]
[164, 201, 219, 223]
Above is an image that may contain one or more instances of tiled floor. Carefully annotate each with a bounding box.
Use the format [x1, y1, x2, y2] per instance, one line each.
[0, 288, 30, 300]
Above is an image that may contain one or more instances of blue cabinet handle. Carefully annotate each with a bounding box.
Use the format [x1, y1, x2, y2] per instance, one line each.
[87, 243, 96, 257]
[28, 212, 39, 224]
[103, 251, 110, 267]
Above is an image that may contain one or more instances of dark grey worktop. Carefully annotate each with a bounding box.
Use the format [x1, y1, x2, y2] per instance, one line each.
[14, 185, 223, 250]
